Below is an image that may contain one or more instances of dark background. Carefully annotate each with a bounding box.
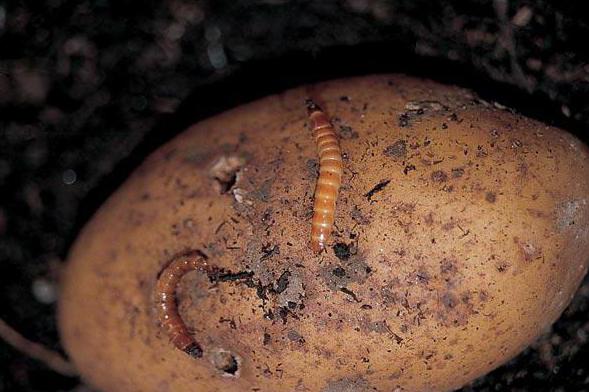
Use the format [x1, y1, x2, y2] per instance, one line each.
[1, 1, 588, 391]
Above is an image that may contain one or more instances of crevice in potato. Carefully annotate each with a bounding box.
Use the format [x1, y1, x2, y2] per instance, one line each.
[209, 348, 240, 377]
[209, 155, 245, 194]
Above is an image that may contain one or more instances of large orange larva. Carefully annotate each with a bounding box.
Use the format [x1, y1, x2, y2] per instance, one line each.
[306, 99, 343, 253]
[154, 250, 211, 358]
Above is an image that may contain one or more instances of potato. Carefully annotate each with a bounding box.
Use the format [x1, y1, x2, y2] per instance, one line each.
[58, 75, 589, 392]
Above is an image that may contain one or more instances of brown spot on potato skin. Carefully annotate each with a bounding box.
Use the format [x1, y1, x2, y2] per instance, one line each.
[451, 167, 465, 178]
[440, 258, 458, 275]
[431, 170, 448, 183]
[441, 292, 458, 309]
[485, 192, 497, 203]
[321, 254, 372, 291]
[555, 199, 588, 231]
[513, 237, 542, 262]
[351, 206, 371, 225]
[287, 330, 305, 344]
[321, 377, 374, 392]
[495, 261, 510, 273]
[424, 212, 434, 226]
[305, 159, 319, 179]
[383, 140, 407, 159]
[338, 124, 359, 139]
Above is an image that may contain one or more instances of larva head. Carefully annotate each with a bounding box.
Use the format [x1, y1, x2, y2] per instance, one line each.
[184, 343, 203, 358]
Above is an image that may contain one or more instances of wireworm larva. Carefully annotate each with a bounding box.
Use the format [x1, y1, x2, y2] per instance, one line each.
[155, 250, 211, 358]
[307, 99, 343, 253]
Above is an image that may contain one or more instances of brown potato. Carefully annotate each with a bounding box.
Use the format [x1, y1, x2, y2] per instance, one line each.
[58, 75, 589, 391]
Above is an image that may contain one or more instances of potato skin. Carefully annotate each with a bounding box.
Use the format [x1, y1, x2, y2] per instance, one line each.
[58, 75, 589, 392]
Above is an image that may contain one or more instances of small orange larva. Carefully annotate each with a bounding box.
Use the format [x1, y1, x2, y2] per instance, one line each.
[154, 250, 211, 358]
[306, 99, 343, 253]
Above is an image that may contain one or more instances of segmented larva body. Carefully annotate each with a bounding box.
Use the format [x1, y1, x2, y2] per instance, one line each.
[307, 99, 343, 253]
[155, 251, 211, 358]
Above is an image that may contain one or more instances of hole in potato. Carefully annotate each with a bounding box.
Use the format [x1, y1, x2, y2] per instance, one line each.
[210, 348, 240, 377]
[209, 155, 245, 194]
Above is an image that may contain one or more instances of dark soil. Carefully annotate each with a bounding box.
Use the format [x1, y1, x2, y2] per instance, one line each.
[1, 1, 588, 391]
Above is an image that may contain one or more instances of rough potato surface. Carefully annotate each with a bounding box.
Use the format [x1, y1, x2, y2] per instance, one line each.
[59, 75, 589, 392]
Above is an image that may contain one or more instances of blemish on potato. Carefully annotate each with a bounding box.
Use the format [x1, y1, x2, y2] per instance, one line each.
[555, 199, 587, 232]
[333, 242, 352, 261]
[209, 348, 240, 377]
[304, 159, 319, 179]
[209, 155, 246, 194]
[383, 140, 407, 159]
[262, 332, 271, 346]
[431, 170, 448, 183]
[451, 167, 465, 178]
[275, 270, 305, 308]
[338, 124, 359, 139]
[322, 376, 373, 392]
[364, 179, 391, 201]
[286, 329, 305, 344]
[513, 237, 542, 262]
[485, 191, 497, 203]
[251, 178, 273, 202]
[424, 212, 434, 226]
[351, 206, 371, 225]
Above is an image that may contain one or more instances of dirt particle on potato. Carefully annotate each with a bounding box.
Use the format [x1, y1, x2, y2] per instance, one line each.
[340, 287, 361, 302]
[351, 206, 371, 225]
[276, 269, 305, 308]
[398, 113, 411, 127]
[511, 139, 523, 149]
[322, 255, 371, 292]
[263, 333, 271, 345]
[260, 244, 280, 261]
[495, 260, 510, 273]
[275, 270, 290, 293]
[287, 330, 305, 344]
[440, 258, 458, 275]
[384, 140, 407, 159]
[252, 179, 273, 202]
[364, 179, 391, 201]
[333, 242, 352, 261]
[322, 376, 373, 392]
[339, 125, 359, 139]
[451, 167, 465, 178]
[476, 145, 488, 158]
[404, 164, 416, 175]
[306, 159, 319, 179]
[431, 170, 448, 183]
[485, 191, 497, 203]
[332, 266, 347, 277]
[405, 100, 446, 112]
